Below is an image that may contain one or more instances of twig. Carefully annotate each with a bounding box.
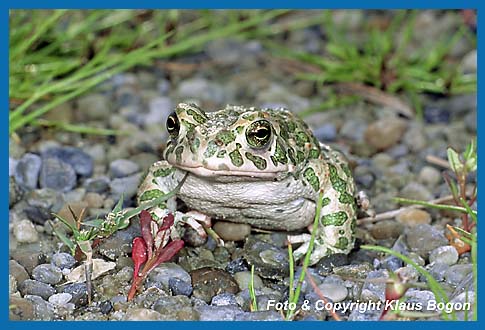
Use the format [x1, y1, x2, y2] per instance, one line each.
[425, 155, 450, 169]
[305, 272, 341, 321]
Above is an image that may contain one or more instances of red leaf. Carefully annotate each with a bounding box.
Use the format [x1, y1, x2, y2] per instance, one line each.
[159, 213, 175, 231]
[145, 239, 184, 274]
[131, 237, 147, 278]
[140, 210, 154, 259]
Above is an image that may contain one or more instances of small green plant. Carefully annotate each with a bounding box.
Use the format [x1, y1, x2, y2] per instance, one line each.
[248, 265, 258, 312]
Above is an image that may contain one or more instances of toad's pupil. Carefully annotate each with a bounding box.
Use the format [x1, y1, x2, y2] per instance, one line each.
[255, 128, 269, 139]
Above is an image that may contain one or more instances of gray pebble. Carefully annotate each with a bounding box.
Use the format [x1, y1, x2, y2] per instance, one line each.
[145, 96, 173, 125]
[177, 78, 227, 105]
[83, 176, 110, 193]
[109, 159, 140, 178]
[77, 94, 111, 121]
[123, 308, 163, 320]
[24, 295, 55, 320]
[39, 157, 77, 192]
[405, 224, 448, 258]
[316, 282, 348, 302]
[418, 166, 442, 186]
[195, 305, 243, 321]
[42, 146, 93, 177]
[32, 264, 63, 285]
[233, 271, 264, 291]
[51, 252, 76, 269]
[61, 283, 88, 306]
[168, 277, 193, 297]
[14, 153, 42, 190]
[313, 123, 337, 142]
[9, 157, 18, 177]
[13, 219, 39, 243]
[147, 263, 191, 288]
[211, 292, 238, 306]
[429, 246, 459, 266]
[25, 188, 64, 224]
[444, 264, 473, 286]
[400, 182, 434, 202]
[109, 172, 142, 201]
[9, 296, 34, 320]
[9, 259, 30, 284]
[235, 311, 283, 321]
[48, 292, 72, 305]
[19, 280, 56, 300]
[427, 262, 450, 281]
[9, 274, 17, 294]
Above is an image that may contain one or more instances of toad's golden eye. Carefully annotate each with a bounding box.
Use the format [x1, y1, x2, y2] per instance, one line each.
[246, 120, 273, 149]
[166, 112, 180, 139]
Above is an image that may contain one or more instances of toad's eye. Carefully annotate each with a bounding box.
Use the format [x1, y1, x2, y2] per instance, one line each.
[166, 112, 180, 139]
[246, 120, 273, 149]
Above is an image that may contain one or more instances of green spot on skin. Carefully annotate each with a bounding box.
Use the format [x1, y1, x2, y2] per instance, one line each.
[187, 109, 207, 124]
[296, 150, 305, 164]
[217, 150, 227, 158]
[139, 189, 165, 201]
[236, 125, 244, 134]
[181, 119, 196, 131]
[334, 236, 349, 250]
[321, 211, 348, 226]
[309, 148, 320, 159]
[216, 130, 236, 145]
[190, 137, 200, 154]
[287, 121, 296, 132]
[270, 139, 287, 166]
[153, 167, 175, 177]
[175, 146, 184, 163]
[229, 145, 243, 167]
[242, 113, 256, 121]
[328, 164, 347, 193]
[303, 167, 320, 192]
[278, 120, 290, 140]
[295, 131, 310, 147]
[204, 140, 218, 158]
[245, 152, 267, 170]
[339, 192, 354, 205]
[321, 197, 331, 208]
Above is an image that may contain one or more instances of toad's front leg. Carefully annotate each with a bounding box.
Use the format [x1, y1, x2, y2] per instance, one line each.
[137, 161, 210, 242]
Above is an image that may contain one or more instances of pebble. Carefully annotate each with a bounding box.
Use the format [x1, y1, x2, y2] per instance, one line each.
[213, 221, 251, 241]
[18, 279, 56, 300]
[257, 83, 310, 114]
[147, 263, 191, 288]
[83, 192, 105, 208]
[444, 264, 473, 286]
[42, 146, 94, 177]
[370, 220, 404, 239]
[25, 188, 64, 224]
[145, 96, 173, 125]
[206, 38, 262, 67]
[428, 262, 450, 281]
[177, 78, 227, 105]
[235, 311, 283, 321]
[168, 277, 193, 296]
[429, 246, 459, 266]
[39, 157, 77, 192]
[399, 182, 434, 202]
[233, 271, 264, 291]
[77, 93, 112, 121]
[461, 49, 477, 74]
[83, 176, 110, 193]
[14, 153, 42, 190]
[243, 236, 289, 279]
[99, 300, 113, 315]
[191, 267, 239, 303]
[364, 118, 407, 150]
[48, 292, 72, 305]
[316, 253, 349, 274]
[9, 157, 17, 176]
[9, 259, 30, 284]
[395, 209, 432, 226]
[56, 201, 89, 226]
[24, 295, 55, 320]
[32, 264, 63, 285]
[418, 166, 442, 186]
[10, 250, 46, 274]
[403, 123, 427, 152]
[109, 159, 140, 178]
[313, 123, 337, 142]
[195, 305, 243, 321]
[9, 274, 17, 294]
[13, 219, 39, 243]
[211, 292, 238, 306]
[225, 257, 249, 274]
[464, 111, 476, 133]
[123, 308, 163, 321]
[315, 283, 348, 302]
[61, 283, 88, 306]
[109, 172, 142, 201]
[424, 106, 450, 124]
[9, 296, 34, 320]
[405, 224, 449, 258]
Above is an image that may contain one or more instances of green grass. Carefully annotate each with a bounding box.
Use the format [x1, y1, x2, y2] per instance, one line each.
[266, 10, 476, 119]
[9, 10, 289, 135]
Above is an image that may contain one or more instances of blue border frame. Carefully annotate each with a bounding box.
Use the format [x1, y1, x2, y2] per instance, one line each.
[4, 1, 481, 329]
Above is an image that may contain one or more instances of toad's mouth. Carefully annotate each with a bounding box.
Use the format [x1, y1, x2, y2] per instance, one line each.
[174, 164, 285, 179]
